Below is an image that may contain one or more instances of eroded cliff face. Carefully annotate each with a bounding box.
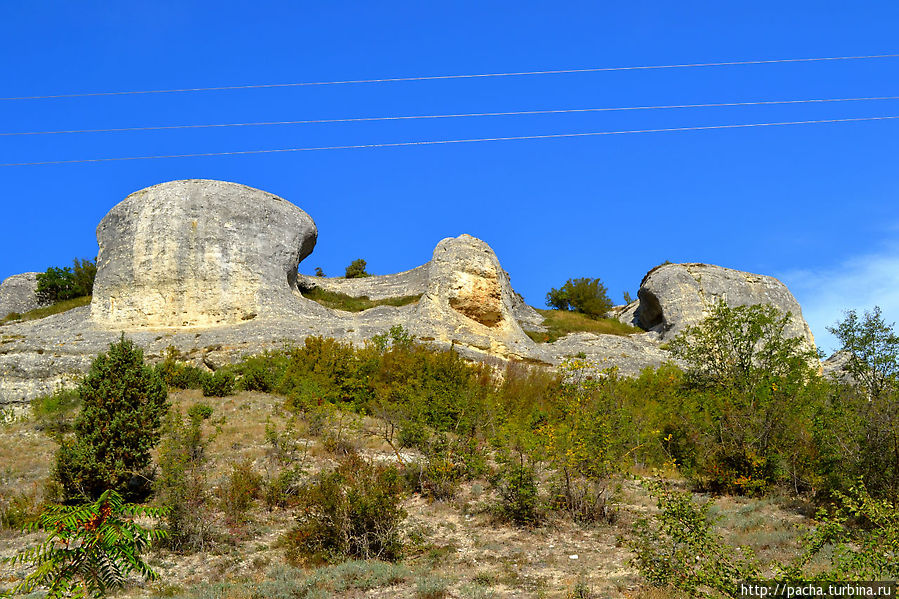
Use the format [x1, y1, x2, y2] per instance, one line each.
[0, 180, 820, 404]
[0, 273, 44, 318]
[91, 180, 317, 328]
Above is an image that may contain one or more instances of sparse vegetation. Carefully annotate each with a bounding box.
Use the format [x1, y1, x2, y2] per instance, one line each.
[1, 294, 92, 324]
[526, 308, 641, 342]
[300, 285, 421, 312]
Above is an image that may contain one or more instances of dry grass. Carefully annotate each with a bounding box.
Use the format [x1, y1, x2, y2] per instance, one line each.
[0, 387, 823, 599]
[0, 295, 91, 325]
[527, 309, 643, 343]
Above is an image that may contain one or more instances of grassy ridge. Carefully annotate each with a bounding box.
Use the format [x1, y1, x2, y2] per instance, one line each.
[1, 295, 92, 325]
[301, 286, 421, 312]
[526, 308, 642, 343]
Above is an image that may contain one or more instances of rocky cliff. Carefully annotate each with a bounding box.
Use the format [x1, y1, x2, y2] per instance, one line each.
[0, 180, 819, 404]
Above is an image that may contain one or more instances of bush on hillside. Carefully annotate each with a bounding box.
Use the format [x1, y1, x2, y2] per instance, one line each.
[54, 335, 168, 502]
[344, 258, 369, 279]
[285, 455, 406, 564]
[545, 277, 613, 318]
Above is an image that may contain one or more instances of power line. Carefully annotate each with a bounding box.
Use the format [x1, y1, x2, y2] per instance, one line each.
[3, 95, 898, 137]
[3, 53, 898, 102]
[2, 114, 897, 167]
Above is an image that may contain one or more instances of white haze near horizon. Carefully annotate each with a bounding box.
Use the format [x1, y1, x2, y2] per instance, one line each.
[779, 243, 899, 357]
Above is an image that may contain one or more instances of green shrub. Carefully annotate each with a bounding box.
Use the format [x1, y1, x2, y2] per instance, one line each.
[35, 258, 96, 304]
[545, 277, 613, 318]
[31, 387, 81, 437]
[285, 455, 406, 564]
[218, 459, 262, 527]
[54, 335, 168, 502]
[201, 370, 235, 397]
[491, 452, 541, 526]
[3, 490, 166, 599]
[344, 258, 369, 279]
[155, 406, 217, 552]
[155, 347, 208, 390]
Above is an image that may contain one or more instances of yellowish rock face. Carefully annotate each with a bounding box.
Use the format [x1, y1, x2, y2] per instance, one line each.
[448, 267, 504, 328]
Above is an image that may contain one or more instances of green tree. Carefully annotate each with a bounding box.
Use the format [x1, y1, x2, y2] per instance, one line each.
[54, 336, 169, 502]
[827, 306, 899, 399]
[667, 302, 819, 494]
[344, 258, 369, 279]
[3, 490, 166, 599]
[36, 258, 97, 304]
[545, 277, 613, 318]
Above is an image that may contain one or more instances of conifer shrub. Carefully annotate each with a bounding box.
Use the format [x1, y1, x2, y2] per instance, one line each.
[218, 459, 263, 528]
[344, 258, 369, 279]
[545, 277, 613, 318]
[491, 451, 541, 526]
[284, 455, 406, 564]
[53, 336, 168, 502]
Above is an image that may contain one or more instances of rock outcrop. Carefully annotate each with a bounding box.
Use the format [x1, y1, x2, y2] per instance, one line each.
[413, 235, 538, 359]
[91, 180, 317, 328]
[615, 263, 815, 349]
[0, 273, 43, 317]
[0, 179, 822, 405]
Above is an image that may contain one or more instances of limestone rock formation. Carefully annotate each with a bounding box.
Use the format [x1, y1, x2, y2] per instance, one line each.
[298, 264, 429, 300]
[91, 180, 317, 328]
[619, 262, 815, 349]
[0, 273, 43, 317]
[414, 235, 537, 358]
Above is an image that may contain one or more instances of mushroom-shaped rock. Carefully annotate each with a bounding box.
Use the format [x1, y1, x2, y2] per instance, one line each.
[415, 234, 536, 356]
[633, 262, 815, 349]
[0, 272, 44, 318]
[91, 179, 317, 328]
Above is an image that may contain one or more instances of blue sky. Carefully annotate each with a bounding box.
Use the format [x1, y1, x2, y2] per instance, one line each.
[1, 1, 897, 354]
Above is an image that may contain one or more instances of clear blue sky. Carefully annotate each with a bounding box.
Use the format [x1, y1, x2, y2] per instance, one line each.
[2, 1, 897, 354]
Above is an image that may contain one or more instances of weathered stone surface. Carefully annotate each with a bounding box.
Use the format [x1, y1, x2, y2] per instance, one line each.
[542, 331, 675, 377]
[413, 235, 536, 359]
[297, 264, 429, 300]
[0, 273, 43, 318]
[91, 179, 317, 328]
[632, 263, 816, 349]
[606, 300, 640, 328]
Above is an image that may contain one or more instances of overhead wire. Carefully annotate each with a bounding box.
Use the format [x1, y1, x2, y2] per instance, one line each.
[2, 95, 898, 137]
[3, 114, 898, 167]
[2, 53, 898, 101]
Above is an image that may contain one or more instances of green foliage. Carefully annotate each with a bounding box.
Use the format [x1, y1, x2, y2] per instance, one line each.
[827, 305, 899, 399]
[526, 308, 641, 343]
[36, 258, 97, 304]
[154, 347, 208, 390]
[300, 285, 421, 312]
[628, 481, 762, 596]
[344, 258, 369, 279]
[629, 480, 899, 594]
[314, 267, 325, 277]
[3, 490, 166, 599]
[668, 301, 816, 392]
[31, 387, 82, 437]
[545, 277, 613, 318]
[217, 459, 262, 527]
[666, 302, 819, 494]
[154, 406, 217, 552]
[200, 370, 235, 397]
[491, 451, 541, 526]
[285, 455, 406, 564]
[54, 336, 168, 502]
[1, 295, 92, 324]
